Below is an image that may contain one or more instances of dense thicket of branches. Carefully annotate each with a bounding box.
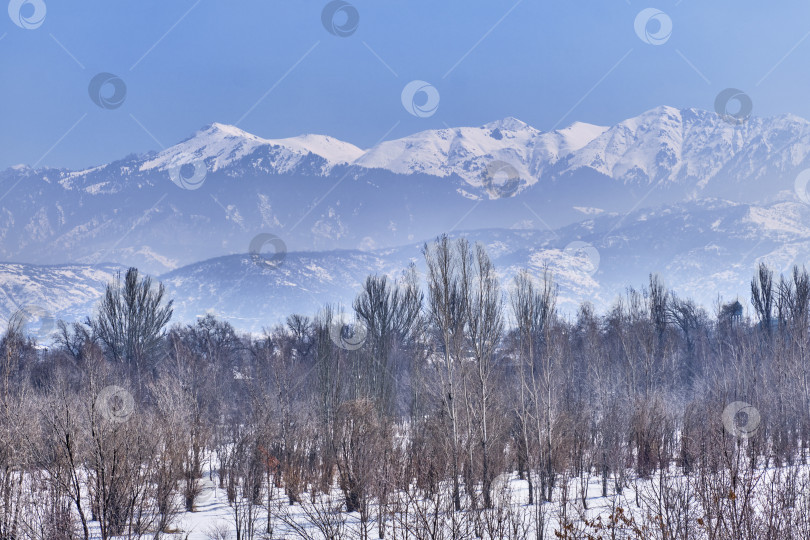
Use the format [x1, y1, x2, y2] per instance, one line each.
[3, 244, 810, 539]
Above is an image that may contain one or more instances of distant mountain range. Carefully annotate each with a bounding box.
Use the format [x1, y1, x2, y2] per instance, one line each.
[4, 197, 810, 334]
[3, 106, 810, 334]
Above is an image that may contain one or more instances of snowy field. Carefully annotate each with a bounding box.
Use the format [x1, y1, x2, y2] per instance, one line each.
[62, 453, 810, 539]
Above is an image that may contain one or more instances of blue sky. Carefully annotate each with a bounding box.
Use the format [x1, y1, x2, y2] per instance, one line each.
[2, 0, 809, 169]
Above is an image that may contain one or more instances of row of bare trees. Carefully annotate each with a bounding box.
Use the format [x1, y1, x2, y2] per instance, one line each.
[3, 242, 810, 538]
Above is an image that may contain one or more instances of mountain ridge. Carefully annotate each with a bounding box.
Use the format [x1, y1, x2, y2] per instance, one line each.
[5, 198, 810, 335]
[3, 104, 810, 279]
[12, 104, 810, 194]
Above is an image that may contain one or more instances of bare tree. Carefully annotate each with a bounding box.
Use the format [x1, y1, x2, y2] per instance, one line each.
[459, 242, 504, 508]
[41, 381, 92, 540]
[423, 235, 467, 512]
[751, 262, 775, 333]
[332, 399, 387, 536]
[353, 269, 422, 414]
[511, 267, 556, 505]
[90, 267, 173, 387]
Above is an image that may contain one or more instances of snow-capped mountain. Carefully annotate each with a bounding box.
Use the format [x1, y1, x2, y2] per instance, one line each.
[3, 105, 810, 283]
[140, 123, 365, 176]
[558, 106, 810, 191]
[355, 117, 609, 192]
[40, 104, 810, 196]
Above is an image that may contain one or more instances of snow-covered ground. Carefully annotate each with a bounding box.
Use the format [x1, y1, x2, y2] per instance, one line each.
[85, 457, 804, 539]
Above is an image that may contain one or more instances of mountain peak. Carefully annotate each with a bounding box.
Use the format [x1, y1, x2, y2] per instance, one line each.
[140, 122, 365, 173]
[557, 120, 608, 134]
[198, 122, 259, 140]
[555, 121, 609, 151]
[483, 117, 534, 131]
[653, 104, 682, 115]
[624, 105, 683, 123]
